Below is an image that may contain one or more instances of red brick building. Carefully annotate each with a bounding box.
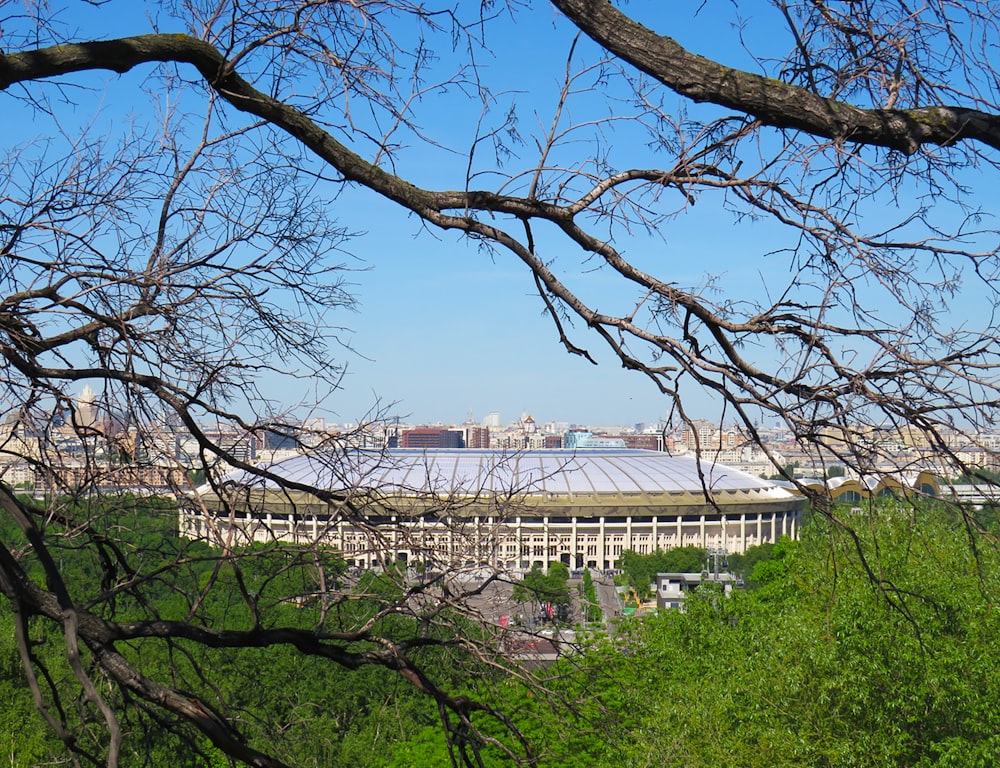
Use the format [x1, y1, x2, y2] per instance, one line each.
[400, 428, 465, 449]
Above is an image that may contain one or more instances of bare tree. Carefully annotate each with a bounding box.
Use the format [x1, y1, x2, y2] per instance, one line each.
[2, 0, 1000, 764]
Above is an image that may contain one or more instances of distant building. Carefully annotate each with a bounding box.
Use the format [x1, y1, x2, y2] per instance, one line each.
[564, 430, 627, 449]
[525, 433, 548, 449]
[266, 430, 299, 450]
[615, 434, 664, 451]
[655, 571, 738, 610]
[400, 428, 464, 449]
[75, 384, 97, 429]
[800, 472, 941, 503]
[464, 425, 490, 449]
[177, 430, 257, 465]
[579, 436, 627, 449]
[954, 444, 1000, 473]
[681, 420, 746, 452]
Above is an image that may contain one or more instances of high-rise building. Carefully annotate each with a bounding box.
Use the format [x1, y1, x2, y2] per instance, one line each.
[681, 420, 746, 451]
[617, 434, 664, 451]
[76, 384, 97, 428]
[464, 425, 490, 449]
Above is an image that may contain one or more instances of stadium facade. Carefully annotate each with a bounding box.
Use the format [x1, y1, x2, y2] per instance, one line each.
[183, 449, 806, 572]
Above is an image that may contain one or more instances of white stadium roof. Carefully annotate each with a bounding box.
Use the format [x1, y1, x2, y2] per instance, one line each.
[190, 449, 806, 562]
[216, 449, 798, 508]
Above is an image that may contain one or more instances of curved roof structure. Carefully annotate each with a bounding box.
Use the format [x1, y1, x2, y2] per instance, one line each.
[215, 449, 801, 514]
[188, 449, 807, 564]
[800, 471, 940, 501]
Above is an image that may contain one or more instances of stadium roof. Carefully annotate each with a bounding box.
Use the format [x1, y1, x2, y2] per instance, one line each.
[211, 449, 801, 514]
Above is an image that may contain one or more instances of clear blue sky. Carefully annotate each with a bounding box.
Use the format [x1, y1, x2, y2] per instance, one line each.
[12, 2, 997, 429]
[292, 2, 794, 427]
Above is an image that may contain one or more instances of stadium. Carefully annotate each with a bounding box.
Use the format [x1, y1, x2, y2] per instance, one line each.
[182, 449, 806, 572]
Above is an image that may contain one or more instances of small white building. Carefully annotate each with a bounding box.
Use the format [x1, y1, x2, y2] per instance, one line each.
[655, 571, 738, 610]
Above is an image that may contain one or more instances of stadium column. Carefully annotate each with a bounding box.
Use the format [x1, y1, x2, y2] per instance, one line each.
[516, 516, 523, 571]
[599, 516, 607, 570]
[571, 515, 578, 569]
[544, 516, 551, 569]
[447, 517, 454, 567]
[492, 515, 501, 570]
[391, 515, 398, 563]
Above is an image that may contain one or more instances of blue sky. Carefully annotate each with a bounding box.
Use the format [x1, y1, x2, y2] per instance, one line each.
[295, 3, 789, 427]
[10, 2, 997, 429]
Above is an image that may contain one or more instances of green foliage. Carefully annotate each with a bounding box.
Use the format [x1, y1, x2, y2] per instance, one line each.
[574, 507, 1000, 767]
[0, 496, 487, 767]
[617, 546, 707, 594]
[0, 620, 63, 766]
[954, 467, 1000, 485]
[767, 461, 800, 480]
[13, 496, 1000, 768]
[580, 568, 602, 623]
[513, 562, 571, 606]
[725, 537, 796, 587]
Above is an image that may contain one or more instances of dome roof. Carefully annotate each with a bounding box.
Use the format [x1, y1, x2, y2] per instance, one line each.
[219, 449, 797, 509]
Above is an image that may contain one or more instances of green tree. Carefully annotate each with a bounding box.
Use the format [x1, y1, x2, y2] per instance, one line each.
[580, 568, 602, 623]
[575, 510, 1000, 767]
[514, 562, 571, 609]
[618, 547, 708, 595]
[724, 538, 798, 588]
[658, 546, 708, 574]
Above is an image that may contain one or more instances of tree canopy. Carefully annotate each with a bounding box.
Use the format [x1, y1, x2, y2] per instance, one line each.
[617, 546, 709, 593]
[577, 508, 1000, 768]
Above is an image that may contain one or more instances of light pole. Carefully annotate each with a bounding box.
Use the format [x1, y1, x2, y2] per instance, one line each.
[706, 547, 728, 581]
